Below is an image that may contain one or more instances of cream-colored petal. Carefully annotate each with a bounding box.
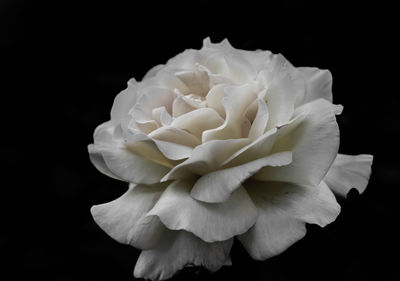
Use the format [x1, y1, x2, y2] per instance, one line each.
[143, 64, 164, 80]
[238, 203, 306, 260]
[134, 230, 233, 281]
[100, 145, 170, 184]
[175, 68, 210, 96]
[149, 126, 201, 148]
[248, 98, 269, 140]
[161, 138, 251, 181]
[147, 180, 258, 242]
[257, 54, 305, 130]
[91, 183, 168, 250]
[191, 152, 292, 203]
[205, 84, 227, 118]
[126, 133, 192, 161]
[202, 84, 258, 142]
[110, 79, 138, 127]
[297, 67, 333, 106]
[324, 154, 373, 197]
[88, 144, 121, 180]
[171, 108, 224, 139]
[132, 87, 175, 122]
[239, 180, 340, 260]
[254, 99, 342, 186]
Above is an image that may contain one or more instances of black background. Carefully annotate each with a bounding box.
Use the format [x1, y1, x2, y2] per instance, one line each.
[2, 1, 399, 280]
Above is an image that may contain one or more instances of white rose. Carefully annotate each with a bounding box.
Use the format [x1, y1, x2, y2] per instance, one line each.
[88, 38, 373, 280]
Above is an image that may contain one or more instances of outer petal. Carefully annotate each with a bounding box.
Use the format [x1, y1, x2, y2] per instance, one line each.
[257, 54, 305, 130]
[297, 67, 333, 106]
[239, 180, 340, 260]
[147, 180, 258, 242]
[324, 154, 373, 197]
[88, 144, 121, 180]
[254, 99, 343, 186]
[134, 230, 233, 281]
[91, 183, 168, 250]
[100, 145, 170, 184]
[191, 152, 293, 203]
[110, 79, 139, 127]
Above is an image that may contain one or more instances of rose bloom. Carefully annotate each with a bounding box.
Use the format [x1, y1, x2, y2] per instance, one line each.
[88, 38, 373, 280]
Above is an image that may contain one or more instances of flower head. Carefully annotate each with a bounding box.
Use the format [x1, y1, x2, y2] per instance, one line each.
[88, 38, 373, 280]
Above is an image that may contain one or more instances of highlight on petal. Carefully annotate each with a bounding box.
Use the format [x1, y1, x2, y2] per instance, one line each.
[147, 180, 258, 242]
[239, 180, 340, 260]
[324, 153, 373, 197]
[297, 67, 333, 106]
[91, 183, 168, 250]
[149, 126, 201, 148]
[134, 230, 233, 281]
[254, 99, 343, 186]
[191, 151, 293, 203]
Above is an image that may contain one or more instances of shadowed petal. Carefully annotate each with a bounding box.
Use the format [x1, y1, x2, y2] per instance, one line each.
[191, 152, 292, 203]
[91, 183, 168, 250]
[254, 99, 342, 186]
[239, 180, 340, 260]
[324, 154, 373, 197]
[297, 67, 333, 106]
[134, 230, 233, 281]
[147, 180, 258, 242]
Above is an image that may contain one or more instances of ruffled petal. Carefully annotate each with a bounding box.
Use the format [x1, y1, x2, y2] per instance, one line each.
[257, 54, 305, 130]
[202, 84, 258, 142]
[254, 99, 342, 186]
[171, 108, 224, 139]
[297, 67, 333, 106]
[110, 79, 139, 127]
[134, 230, 233, 281]
[191, 152, 293, 203]
[239, 180, 340, 260]
[126, 133, 192, 161]
[147, 180, 258, 242]
[88, 144, 121, 180]
[149, 126, 201, 148]
[91, 183, 168, 250]
[161, 138, 251, 181]
[324, 154, 373, 197]
[248, 97, 269, 140]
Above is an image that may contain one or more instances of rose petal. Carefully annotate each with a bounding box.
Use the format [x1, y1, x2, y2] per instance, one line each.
[161, 138, 251, 181]
[175, 68, 210, 96]
[143, 64, 164, 80]
[191, 152, 293, 203]
[88, 144, 121, 180]
[149, 126, 201, 148]
[110, 79, 139, 127]
[257, 54, 305, 130]
[202, 84, 258, 142]
[254, 99, 343, 186]
[324, 154, 373, 197]
[91, 183, 168, 250]
[126, 133, 192, 161]
[238, 180, 340, 260]
[297, 67, 333, 106]
[134, 230, 233, 281]
[132, 87, 175, 123]
[205, 84, 227, 118]
[147, 180, 258, 242]
[99, 145, 170, 184]
[248, 97, 269, 140]
[171, 108, 224, 139]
